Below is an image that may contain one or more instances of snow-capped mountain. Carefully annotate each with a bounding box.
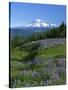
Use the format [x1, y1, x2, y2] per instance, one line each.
[24, 19, 58, 28]
[10, 19, 58, 37]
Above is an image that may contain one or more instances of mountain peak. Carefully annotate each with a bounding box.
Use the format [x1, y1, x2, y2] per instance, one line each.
[35, 19, 43, 23]
[25, 19, 58, 28]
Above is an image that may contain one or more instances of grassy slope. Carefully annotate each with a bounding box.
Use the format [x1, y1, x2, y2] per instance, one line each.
[11, 47, 29, 60]
[37, 44, 66, 58]
[10, 43, 66, 87]
[11, 43, 66, 60]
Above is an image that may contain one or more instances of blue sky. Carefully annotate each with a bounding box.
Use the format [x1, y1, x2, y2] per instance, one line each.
[10, 2, 66, 27]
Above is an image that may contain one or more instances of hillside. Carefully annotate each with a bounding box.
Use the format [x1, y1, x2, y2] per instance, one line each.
[10, 38, 66, 87]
